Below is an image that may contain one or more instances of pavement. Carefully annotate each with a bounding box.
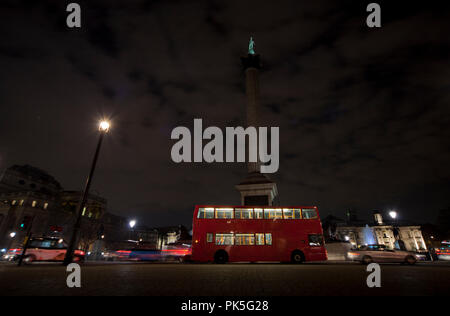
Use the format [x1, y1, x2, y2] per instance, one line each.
[0, 261, 449, 296]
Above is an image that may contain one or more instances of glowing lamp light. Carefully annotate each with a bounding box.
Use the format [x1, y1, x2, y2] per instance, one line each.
[129, 220, 136, 229]
[9, 232, 16, 238]
[344, 236, 350, 241]
[99, 121, 110, 132]
[389, 211, 397, 219]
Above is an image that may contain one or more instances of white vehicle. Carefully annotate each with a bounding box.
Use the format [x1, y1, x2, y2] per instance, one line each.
[22, 237, 85, 263]
[347, 244, 418, 265]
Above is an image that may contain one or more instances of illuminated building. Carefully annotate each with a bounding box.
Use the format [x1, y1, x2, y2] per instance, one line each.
[323, 210, 427, 252]
[0, 164, 116, 252]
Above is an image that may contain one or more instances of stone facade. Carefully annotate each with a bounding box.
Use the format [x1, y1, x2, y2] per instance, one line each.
[0, 165, 122, 252]
[324, 211, 427, 252]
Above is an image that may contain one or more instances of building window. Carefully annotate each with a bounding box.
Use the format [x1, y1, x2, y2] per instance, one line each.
[255, 233, 265, 245]
[302, 208, 318, 219]
[254, 208, 263, 219]
[19, 200, 24, 206]
[43, 202, 48, 210]
[82, 207, 87, 216]
[31, 201, 37, 207]
[12, 200, 17, 206]
[197, 208, 214, 219]
[215, 208, 233, 219]
[265, 233, 272, 245]
[235, 208, 253, 219]
[264, 208, 282, 219]
[235, 233, 255, 245]
[206, 233, 213, 243]
[215, 233, 234, 245]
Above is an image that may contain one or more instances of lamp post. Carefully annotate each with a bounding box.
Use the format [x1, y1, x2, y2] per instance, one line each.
[7, 232, 16, 253]
[129, 220, 136, 241]
[63, 120, 110, 265]
[389, 210, 402, 250]
[389, 211, 397, 220]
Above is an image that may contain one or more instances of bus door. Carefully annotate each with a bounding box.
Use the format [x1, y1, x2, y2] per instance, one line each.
[307, 234, 326, 260]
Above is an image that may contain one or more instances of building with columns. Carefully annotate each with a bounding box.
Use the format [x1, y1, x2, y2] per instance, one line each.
[323, 210, 427, 252]
[0, 165, 114, 252]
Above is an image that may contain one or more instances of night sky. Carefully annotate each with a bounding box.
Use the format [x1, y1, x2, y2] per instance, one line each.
[0, 0, 449, 228]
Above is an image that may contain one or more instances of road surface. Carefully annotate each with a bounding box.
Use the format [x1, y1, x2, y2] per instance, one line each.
[0, 261, 449, 295]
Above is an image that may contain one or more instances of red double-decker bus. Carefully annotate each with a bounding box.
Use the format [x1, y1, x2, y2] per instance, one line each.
[191, 205, 327, 263]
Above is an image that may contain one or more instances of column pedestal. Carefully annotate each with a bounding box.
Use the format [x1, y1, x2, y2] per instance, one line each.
[235, 172, 278, 206]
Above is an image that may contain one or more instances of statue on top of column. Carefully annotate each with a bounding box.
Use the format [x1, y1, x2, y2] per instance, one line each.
[248, 36, 255, 55]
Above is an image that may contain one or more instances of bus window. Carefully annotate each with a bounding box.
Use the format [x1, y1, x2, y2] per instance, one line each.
[302, 208, 318, 219]
[198, 208, 214, 219]
[264, 208, 282, 219]
[235, 234, 255, 245]
[283, 209, 294, 219]
[294, 209, 302, 219]
[206, 233, 213, 243]
[308, 234, 324, 246]
[265, 233, 272, 245]
[215, 233, 234, 245]
[215, 208, 234, 219]
[254, 208, 263, 219]
[255, 233, 265, 245]
[235, 208, 253, 219]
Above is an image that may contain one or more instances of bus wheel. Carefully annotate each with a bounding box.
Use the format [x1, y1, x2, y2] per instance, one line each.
[291, 250, 304, 264]
[214, 250, 228, 264]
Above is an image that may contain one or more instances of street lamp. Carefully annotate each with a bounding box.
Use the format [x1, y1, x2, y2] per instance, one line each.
[7, 232, 16, 253]
[389, 211, 397, 219]
[389, 210, 403, 250]
[63, 120, 110, 265]
[99, 120, 110, 132]
[129, 220, 136, 241]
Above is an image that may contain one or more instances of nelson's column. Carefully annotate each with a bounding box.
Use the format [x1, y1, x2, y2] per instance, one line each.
[235, 37, 279, 206]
